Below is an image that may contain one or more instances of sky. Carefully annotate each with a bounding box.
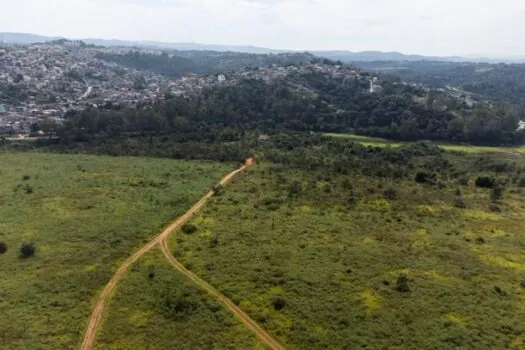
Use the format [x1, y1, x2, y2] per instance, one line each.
[1, 0, 524, 57]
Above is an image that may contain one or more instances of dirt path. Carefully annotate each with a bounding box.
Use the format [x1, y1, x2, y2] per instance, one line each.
[160, 233, 284, 350]
[80, 163, 283, 350]
[80, 164, 262, 350]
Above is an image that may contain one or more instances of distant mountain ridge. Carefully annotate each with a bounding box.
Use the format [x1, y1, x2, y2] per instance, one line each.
[2, 32, 524, 63]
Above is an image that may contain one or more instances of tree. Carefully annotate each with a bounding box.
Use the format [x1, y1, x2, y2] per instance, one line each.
[475, 176, 495, 188]
[272, 296, 287, 311]
[181, 224, 197, 234]
[20, 242, 36, 258]
[395, 274, 410, 293]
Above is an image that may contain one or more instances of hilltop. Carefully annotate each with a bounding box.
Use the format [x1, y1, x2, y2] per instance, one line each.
[4, 32, 524, 63]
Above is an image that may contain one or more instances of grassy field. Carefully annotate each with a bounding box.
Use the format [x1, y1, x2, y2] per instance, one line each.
[0, 152, 232, 349]
[324, 133, 525, 154]
[167, 164, 525, 349]
[95, 249, 262, 350]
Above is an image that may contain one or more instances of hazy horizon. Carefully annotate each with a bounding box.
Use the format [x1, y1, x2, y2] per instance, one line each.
[1, 0, 525, 57]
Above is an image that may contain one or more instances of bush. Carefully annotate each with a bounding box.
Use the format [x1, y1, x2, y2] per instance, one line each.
[272, 296, 287, 311]
[20, 242, 36, 258]
[458, 176, 469, 186]
[518, 177, 525, 188]
[0, 241, 7, 254]
[288, 181, 302, 197]
[347, 191, 358, 207]
[212, 184, 223, 195]
[395, 274, 410, 293]
[181, 224, 197, 234]
[164, 293, 198, 318]
[22, 175, 31, 181]
[210, 234, 219, 248]
[488, 203, 501, 212]
[415, 171, 435, 185]
[490, 186, 505, 202]
[475, 176, 495, 188]
[454, 196, 466, 209]
[383, 187, 398, 200]
[24, 184, 33, 194]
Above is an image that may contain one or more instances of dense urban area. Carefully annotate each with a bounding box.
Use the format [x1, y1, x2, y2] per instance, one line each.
[0, 40, 360, 135]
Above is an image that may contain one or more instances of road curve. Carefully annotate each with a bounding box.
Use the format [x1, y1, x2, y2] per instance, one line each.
[160, 238, 284, 350]
[80, 164, 251, 350]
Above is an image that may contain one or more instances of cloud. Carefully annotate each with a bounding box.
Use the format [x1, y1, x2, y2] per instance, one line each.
[1, 0, 524, 56]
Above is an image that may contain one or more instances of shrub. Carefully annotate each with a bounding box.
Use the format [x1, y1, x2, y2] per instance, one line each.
[272, 296, 287, 311]
[0, 241, 7, 254]
[455, 188, 462, 196]
[164, 293, 198, 318]
[288, 181, 302, 197]
[521, 277, 525, 288]
[24, 184, 33, 194]
[488, 203, 501, 212]
[210, 234, 219, 248]
[181, 224, 197, 234]
[395, 274, 410, 293]
[383, 187, 398, 200]
[20, 242, 36, 258]
[487, 162, 510, 173]
[415, 171, 435, 185]
[212, 184, 223, 195]
[518, 177, 525, 188]
[22, 175, 30, 181]
[454, 196, 466, 209]
[475, 176, 495, 188]
[490, 186, 505, 202]
[458, 176, 469, 186]
[494, 286, 505, 295]
[347, 191, 358, 207]
[342, 178, 353, 190]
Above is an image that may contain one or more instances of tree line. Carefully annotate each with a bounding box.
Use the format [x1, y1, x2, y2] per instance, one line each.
[54, 70, 524, 146]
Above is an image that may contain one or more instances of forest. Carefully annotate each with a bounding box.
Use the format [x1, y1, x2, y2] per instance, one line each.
[39, 69, 525, 148]
[353, 60, 525, 110]
[97, 50, 316, 78]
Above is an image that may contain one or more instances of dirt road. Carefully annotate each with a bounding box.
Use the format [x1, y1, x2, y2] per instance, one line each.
[160, 237, 284, 350]
[80, 163, 283, 350]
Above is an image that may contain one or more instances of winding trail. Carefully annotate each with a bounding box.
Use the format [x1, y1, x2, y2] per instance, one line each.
[80, 162, 283, 350]
[160, 235, 284, 350]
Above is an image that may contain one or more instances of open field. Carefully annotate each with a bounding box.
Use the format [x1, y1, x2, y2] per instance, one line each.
[0, 152, 232, 349]
[95, 250, 262, 350]
[324, 133, 525, 154]
[167, 164, 525, 349]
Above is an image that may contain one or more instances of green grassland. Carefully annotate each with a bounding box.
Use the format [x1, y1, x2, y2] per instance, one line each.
[95, 249, 261, 350]
[324, 133, 525, 154]
[168, 163, 525, 349]
[0, 152, 232, 349]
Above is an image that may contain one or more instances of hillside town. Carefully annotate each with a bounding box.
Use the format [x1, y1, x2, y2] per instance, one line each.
[0, 41, 367, 135]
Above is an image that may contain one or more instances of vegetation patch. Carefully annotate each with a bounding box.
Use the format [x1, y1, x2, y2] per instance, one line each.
[0, 152, 231, 349]
[96, 250, 260, 349]
[167, 162, 525, 348]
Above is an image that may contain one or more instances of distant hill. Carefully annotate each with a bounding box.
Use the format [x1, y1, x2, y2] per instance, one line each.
[0, 32, 63, 45]
[311, 50, 463, 62]
[0, 32, 282, 54]
[2, 32, 524, 63]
